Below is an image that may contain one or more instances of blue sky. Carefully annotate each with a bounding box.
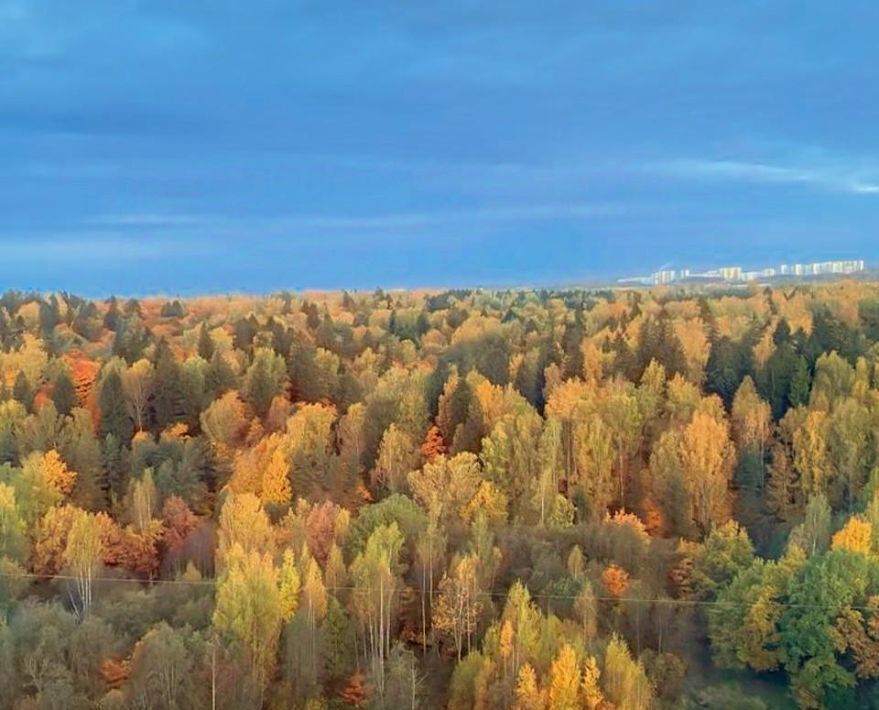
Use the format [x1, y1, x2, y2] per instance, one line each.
[2, 1, 879, 295]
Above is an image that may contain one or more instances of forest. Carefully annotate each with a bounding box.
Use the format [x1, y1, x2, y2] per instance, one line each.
[2, 281, 879, 709]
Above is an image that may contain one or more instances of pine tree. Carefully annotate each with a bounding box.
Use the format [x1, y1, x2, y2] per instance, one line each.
[205, 349, 236, 399]
[52, 370, 76, 417]
[102, 433, 128, 502]
[99, 370, 133, 443]
[152, 338, 183, 428]
[12, 371, 31, 410]
[197, 322, 215, 360]
[789, 355, 812, 408]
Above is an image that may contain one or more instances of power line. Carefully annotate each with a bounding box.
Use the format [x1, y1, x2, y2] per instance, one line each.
[0, 569, 874, 611]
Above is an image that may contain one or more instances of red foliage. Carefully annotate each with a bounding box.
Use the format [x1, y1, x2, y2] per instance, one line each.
[339, 670, 369, 707]
[104, 522, 165, 579]
[305, 500, 343, 566]
[420, 425, 446, 462]
[162, 496, 201, 554]
[100, 659, 129, 689]
[32, 384, 54, 411]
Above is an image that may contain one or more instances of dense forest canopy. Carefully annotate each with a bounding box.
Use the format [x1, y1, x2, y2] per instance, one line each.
[2, 282, 879, 708]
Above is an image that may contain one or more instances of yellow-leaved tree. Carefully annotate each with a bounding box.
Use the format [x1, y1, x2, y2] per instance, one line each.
[831, 516, 873, 555]
[212, 542, 282, 700]
[547, 644, 581, 709]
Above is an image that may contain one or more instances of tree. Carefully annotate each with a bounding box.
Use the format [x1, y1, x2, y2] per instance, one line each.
[789, 356, 812, 408]
[38, 449, 77, 497]
[152, 338, 184, 428]
[408, 452, 482, 525]
[580, 655, 604, 710]
[278, 549, 301, 622]
[788, 493, 832, 557]
[781, 551, 874, 708]
[261, 448, 292, 508]
[340, 670, 369, 707]
[161, 495, 199, 555]
[372, 424, 418, 494]
[213, 543, 283, 698]
[126, 623, 194, 709]
[131, 469, 158, 534]
[513, 662, 544, 710]
[679, 407, 736, 534]
[831, 517, 873, 555]
[601, 564, 630, 598]
[15, 450, 78, 527]
[433, 554, 482, 661]
[0, 483, 26, 562]
[574, 582, 598, 645]
[731, 376, 772, 485]
[217, 493, 275, 568]
[709, 547, 805, 672]
[348, 522, 405, 701]
[420, 425, 446, 463]
[99, 370, 133, 443]
[197, 322, 215, 360]
[603, 634, 652, 710]
[52, 371, 76, 417]
[201, 391, 249, 450]
[64, 508, 105, 619]
[244, 347, 287, 418]
[122, 359, 154, 432]
[547, 644, 581, 710]
[691, 520, 755, 600]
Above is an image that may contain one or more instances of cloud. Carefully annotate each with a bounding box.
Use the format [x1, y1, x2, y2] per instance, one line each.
[85, 213, 217, 227]
[0, 234, 211, 261]
[79, 202, 628, 235]
[264, 203, 627, 231]
[656, 158, 879, 195]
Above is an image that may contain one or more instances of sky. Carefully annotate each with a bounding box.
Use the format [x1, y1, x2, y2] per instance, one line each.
[2, 1, 879, 296]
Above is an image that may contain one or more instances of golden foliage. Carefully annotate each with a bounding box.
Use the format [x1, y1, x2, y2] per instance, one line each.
[832, 517, 873, 555]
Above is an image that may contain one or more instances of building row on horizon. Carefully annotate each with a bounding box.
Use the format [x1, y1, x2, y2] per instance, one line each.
[618, 259, 866, 287]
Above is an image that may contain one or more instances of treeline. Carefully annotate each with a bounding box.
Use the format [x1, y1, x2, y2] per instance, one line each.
[1, 282, 879, 708]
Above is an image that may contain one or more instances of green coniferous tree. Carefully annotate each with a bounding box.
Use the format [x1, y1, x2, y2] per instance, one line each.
[52, 371, 76, 417]
[99, 370, 133, 444]
[197, 322, 215, 361]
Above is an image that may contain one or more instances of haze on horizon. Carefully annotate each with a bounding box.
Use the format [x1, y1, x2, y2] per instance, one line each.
[2, 2, 878, 295]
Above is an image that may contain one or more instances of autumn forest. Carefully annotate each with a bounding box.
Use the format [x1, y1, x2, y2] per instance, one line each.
[3, 282, 879, 709]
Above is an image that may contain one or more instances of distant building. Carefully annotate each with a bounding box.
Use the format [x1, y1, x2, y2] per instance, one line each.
[650, 269, 690, 285]
[619, 258, 865, 286]
[722, 266, 743, 281]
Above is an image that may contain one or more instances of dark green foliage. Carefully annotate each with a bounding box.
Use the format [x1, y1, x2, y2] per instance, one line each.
[636, 312, 687, 381]
[160, 299, 186, 318]
[205, 349, 236, 399]
[52, 370, 76, 417]
[11, 372, 31, 411]
[706, 335, 755, 408]
[197, 322, 215, 360]
[98, 370, 134, 443]
[102, 433, 129, 501]
[151, 338, 184, 428]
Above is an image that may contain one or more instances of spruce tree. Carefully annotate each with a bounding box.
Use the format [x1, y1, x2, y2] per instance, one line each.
[197, 322, 215, 360]
[152, 338, 183, 428]
[12, 371, 31, 410]
[52, 370, 76, 416]
[99, 370, 134, 443]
